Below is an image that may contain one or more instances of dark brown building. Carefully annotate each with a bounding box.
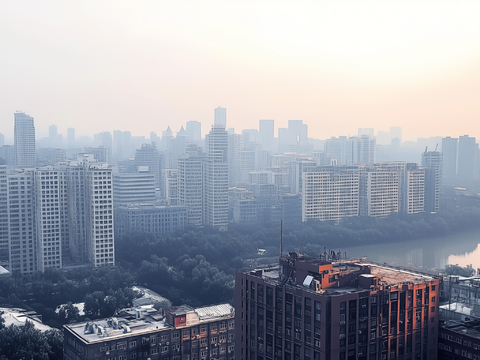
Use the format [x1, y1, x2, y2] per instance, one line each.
[438, 319, 480, 360]
[64, 304, 235, 360]
[235, 252, 440, 360]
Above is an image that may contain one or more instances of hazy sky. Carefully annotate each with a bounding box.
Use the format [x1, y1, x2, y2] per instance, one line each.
[1, 1, 480, 142]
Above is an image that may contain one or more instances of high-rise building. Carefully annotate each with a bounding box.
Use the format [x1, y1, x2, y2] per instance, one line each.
[214, 106, 227, 128]
[421, 151, 442, 212]
[35, 167, 65, 271]
[113, 172, 156, 205]
[85, 165, 115, 267]
[0, 166, 8, 266]
[178, 145, 206, 226]
[259, 119, 275, 152]
[113, 130, 132, 161]
[457, 135, 476, 186]
[134, 143, 162, 188]
[2, 160, 115, 273]
[67, 127, 75, 147]
[359, 167, 399, 218]
[164, 169, 178, 206]
[14, 111, 36, 167]
[235, 253, 440, 360]
[441, 137, 457, 185]
[302, 166, 359, 222]
[48, 124, 62, 147]
[186, 120, 202, 143]
[93, 131, 113, 162]
[204, 125, 229, 230]
[0, 133, 5, 147]
[6, 170, 36, 273]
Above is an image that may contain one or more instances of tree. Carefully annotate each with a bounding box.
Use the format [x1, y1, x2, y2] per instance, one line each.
[0, 320, 63, 360]
[57, 302, 80, 324]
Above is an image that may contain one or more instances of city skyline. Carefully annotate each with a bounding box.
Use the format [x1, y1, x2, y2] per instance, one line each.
[1, 1, 480, 142]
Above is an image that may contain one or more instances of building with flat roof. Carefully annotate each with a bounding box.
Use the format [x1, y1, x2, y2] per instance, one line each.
[235, 252, 440, 360]
[14, 111, 36, 168]
[63, 303, 235, 360]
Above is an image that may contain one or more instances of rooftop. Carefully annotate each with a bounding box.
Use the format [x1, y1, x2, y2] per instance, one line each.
[65, 303, 234, 344]
[0, 307, 52, 332]
[243, 253, 438, 295]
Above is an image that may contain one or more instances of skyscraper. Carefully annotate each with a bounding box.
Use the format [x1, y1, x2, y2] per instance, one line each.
[204, 125, 229, 230]
[186, 120, 202, 143]
[421, 151, 442, 212]
[441, 137, 457, 185]
[214, 106, 227, 128]
[259, 119, 274, 152]
[67, 127, 75, 147]
[14, 111, 36, 167]
[178, 144, 206, 226]
[457, 135, 476, 186]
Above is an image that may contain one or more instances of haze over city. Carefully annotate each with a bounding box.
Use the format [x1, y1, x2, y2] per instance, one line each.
[2, 1, 480, 142]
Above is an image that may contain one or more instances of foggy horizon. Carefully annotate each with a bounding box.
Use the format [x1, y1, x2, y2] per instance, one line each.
[1, 1, 480, 142]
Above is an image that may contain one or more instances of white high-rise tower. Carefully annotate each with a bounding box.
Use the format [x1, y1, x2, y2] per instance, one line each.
[14, 111, 36, 167]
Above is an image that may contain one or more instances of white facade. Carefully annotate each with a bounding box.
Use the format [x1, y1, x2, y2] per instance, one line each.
[86, 166, 114, 267]
[35, 168, 65, 271]
[177, 148, 205, 226]
[14, 112, 36, 168]
[205, 125, 229, 230]
[361, 170, 399, 218]
[6, 171, 36, 273]
[406, 169, 425, 214]
[302, 169, 359, 222]
[113, 172, 156, 205]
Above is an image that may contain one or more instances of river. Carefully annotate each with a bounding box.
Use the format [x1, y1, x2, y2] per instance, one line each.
[343, 230, 480, 272]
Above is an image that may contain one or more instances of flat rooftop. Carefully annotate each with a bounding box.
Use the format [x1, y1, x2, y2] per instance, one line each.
[442, 319, 480, 339]
[65, 303, 234, 344]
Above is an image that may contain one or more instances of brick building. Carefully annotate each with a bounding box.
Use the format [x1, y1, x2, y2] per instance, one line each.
[235, 252, 440, 360]
[64, 304, 235, 360]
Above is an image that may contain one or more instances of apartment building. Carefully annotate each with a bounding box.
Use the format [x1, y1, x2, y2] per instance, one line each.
[63, 304, 235, 360]
[235, 253, 440, 360]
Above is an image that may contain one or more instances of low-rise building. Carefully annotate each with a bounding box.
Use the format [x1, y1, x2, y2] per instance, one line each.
[63, 303, 235, 360]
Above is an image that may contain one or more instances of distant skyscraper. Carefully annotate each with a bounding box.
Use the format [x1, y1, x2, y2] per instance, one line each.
[214, 106, 226, 128]
[288, 119, 308, 143]
[93, 131, 112, 162]
[442, 136, 457, 185]
[0, 133, 4, 147]
[457, 135, 476, 186]
[14, 111, 36, 167]
[113, 130, 132, 161]
[422, 151, 442, 212]
[178, 145, 206, 226]
[134, 143, 162, 188]
[204, 125, 229, 230]
[259, 119, 274, 152]
[67, 127, 75, 147]
[186, 121, 202, 143]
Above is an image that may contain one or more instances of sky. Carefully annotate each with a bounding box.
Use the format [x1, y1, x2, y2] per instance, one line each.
[1, 1, 480, 142]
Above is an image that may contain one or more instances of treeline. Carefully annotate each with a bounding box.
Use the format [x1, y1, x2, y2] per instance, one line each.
[0, 318, 62, 360]
[1, 206, 480, 331]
